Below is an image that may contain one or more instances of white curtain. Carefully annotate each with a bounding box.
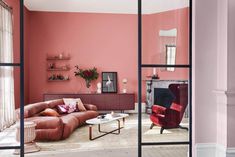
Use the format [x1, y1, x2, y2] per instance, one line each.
[0, 3, 15, 131]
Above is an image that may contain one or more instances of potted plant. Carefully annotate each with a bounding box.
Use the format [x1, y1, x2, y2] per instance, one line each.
[74, 66, 99, 93]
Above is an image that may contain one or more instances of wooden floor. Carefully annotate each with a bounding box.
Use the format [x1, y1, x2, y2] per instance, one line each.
[0, 113, 189, 157]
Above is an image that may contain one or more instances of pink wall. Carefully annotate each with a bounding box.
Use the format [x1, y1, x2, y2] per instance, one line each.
[142, 8, 189, 80]
[28, 12, 138, 103]
[27, 8, 189, 103]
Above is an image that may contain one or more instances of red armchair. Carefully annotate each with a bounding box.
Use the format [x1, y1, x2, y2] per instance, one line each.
[150, 84, 188, 134]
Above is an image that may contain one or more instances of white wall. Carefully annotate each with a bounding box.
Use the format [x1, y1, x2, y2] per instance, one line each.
[194, 0, 218, 145]
[216, 0, 228, 148]
[195, 0, 235, 156]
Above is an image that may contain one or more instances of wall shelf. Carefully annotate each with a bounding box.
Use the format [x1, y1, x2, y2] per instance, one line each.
[47, 68, 70, 71]
[47, 79, 70, 82]
[46, 54, 71, 82]
[47, 57, 70, 61]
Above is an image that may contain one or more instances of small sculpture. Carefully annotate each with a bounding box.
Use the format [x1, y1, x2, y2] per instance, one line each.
[97, 82, 101, 93]
[122, 78, 128, 93]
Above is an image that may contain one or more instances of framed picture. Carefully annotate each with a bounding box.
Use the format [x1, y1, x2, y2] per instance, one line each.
[102, 72, 118, 93]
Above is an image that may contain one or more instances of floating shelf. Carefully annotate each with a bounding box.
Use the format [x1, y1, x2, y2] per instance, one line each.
[47, 57, 70, 60]
[47, 68, 70, 71]
[47, 54, 71, 83]
[47, 79, 70, 82]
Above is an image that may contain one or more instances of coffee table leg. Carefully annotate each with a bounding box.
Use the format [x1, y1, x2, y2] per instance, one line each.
[97, 120, 122, 134]
[117, 120, 120, 134]
[89, 125, 92, 140]
[89, 118, 126, 140]
[98, 124, 101, 132]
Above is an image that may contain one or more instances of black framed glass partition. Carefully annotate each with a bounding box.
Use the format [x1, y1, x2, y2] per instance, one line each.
[0, 0, 191, 156]
[0, 0, 24, 156]
[138, 0, 192, 156]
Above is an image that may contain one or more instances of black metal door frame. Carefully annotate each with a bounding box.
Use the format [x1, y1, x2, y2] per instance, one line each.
[0, 0, 192, 156]
[0, 0, 25, 156]
[137, 0, 193, 156]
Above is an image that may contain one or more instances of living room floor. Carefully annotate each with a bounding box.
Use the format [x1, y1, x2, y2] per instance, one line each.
[0, 113, 189, 157]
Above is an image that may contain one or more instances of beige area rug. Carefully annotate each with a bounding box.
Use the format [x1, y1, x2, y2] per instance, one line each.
[0, 146, 188, 157]
[26, 146, 188, 157]
[36, 114, 189, 154]
[0, 114, 189, 157]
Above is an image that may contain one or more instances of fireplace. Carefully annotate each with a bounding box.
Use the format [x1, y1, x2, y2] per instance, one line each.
[145, 79, 188, 114]
[153, 88, 176, 108]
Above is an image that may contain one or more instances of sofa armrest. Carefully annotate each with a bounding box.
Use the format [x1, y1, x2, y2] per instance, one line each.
[165, 108, 181, 123]
[84, 104, 98, 111]
[15, 108, 29, 120]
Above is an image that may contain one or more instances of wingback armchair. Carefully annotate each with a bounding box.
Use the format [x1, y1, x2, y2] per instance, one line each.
[150, 83, 188, 134]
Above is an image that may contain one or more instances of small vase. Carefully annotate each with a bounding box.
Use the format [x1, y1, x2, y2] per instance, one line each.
[85, 80, 91, 93]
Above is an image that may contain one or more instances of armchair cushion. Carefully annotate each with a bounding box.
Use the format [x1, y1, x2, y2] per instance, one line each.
[152, 105, 166, 115]
[170, 102, 182, 112]
[151, 105, 181, 128]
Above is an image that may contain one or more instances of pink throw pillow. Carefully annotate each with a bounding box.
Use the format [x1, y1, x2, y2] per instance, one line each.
[67, 101, 77, 113]
[57, 105, 68, 114]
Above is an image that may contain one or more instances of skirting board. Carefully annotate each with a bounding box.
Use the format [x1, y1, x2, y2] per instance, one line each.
[196, 143, 235, 157]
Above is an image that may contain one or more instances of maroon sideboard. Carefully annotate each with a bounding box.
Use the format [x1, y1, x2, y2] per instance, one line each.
[43, 93, 135, 111]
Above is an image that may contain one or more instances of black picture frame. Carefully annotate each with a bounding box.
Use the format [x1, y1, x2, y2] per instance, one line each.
[102, 72, 117, 93]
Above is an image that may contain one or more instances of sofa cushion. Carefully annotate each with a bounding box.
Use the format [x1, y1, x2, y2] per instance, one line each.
[63, 98, 86, 112]
[84, 104, 98, 111]
[24, 102, 49, 118]
[40, 108, 60, 117]
[46, 99, 64, 108]
[25, 116, 63, 141]
[60, 114, 79, 139]
[56, 104, 68, 114]
[35, 127, 63, 141]
[25, 116, 63, 129]
[76, 99, 86, 111]
[62, 98, 78, 113]
[70, 111, 98, 126]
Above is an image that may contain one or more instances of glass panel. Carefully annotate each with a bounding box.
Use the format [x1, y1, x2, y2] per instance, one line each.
[0, 0, 20, 64]
[142, 145, 189, 157]
[0, 67, 20, 152]
[142, 68, 190, 143]
[142, 0, 190, 65]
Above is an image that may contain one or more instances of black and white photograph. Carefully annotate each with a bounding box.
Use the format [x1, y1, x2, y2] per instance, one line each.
[102, 72, 117, 93]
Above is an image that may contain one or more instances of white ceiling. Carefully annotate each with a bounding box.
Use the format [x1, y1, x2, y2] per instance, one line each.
[24, 0, 189, 14]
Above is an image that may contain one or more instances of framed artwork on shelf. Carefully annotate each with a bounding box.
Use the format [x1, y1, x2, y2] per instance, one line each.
[102, 72, 117, 93]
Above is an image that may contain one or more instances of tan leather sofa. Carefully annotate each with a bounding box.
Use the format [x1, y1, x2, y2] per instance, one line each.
[16, 99, 98, 141]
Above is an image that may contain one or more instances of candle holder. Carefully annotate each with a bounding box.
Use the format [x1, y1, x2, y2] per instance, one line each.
[152, 73, 160, 79]
[152, 68, 160, 79]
